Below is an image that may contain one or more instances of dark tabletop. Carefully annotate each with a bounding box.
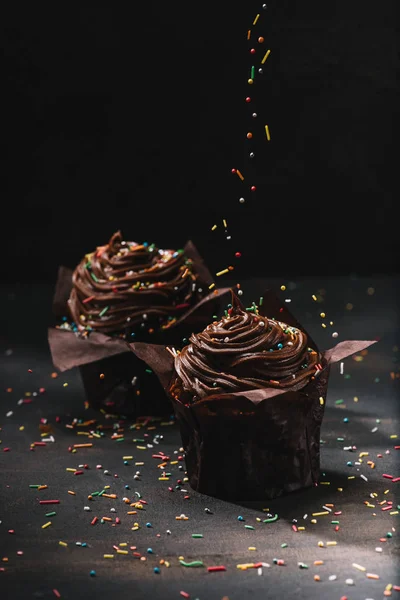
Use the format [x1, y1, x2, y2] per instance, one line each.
[0, 275, 399, 600]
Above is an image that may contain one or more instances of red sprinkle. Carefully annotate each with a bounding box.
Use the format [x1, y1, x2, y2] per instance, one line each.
[82, 296, 95, 304]
[39, 500, 60, 505]
[74, 471, 84, 476]
[91, 517, 98, 526]
[382, 506, 392, 511]
[115, 517, 121, 524]
[292, 524, 298, 532]
[180, 593, 190, 599]
[277, 559, 285, 566]
[334, 511, 342, 515]
[391, 477, 400, 482]
[34, 442, 47, 446]
[3, 448, 11, 452]
[382, 474, 393, 479]
[207, 566, 227, 572]
[53, 590, 61, 599]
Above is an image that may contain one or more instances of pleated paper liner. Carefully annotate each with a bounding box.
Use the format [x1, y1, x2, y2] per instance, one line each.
[48, 239, 230, 418]
[127, 289, 377, 500]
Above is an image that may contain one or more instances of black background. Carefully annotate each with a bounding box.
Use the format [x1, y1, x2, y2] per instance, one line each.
[2, 0, 398, 283]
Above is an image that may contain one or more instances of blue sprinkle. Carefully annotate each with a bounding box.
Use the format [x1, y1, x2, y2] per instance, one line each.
[124, 460, 129, 465]
[81, 543, 87, 547]
[90, 570, 96, 577]
[343, 418, 349, 423]
[237, 516, 244, 521]
[125, 484, 130, 489]
[147, 548, 153, 554]
[347, 461, 353, 466]
[146, 522, 152, 528]
[277, 343, 283, 349]
[153, 567, 160, 574]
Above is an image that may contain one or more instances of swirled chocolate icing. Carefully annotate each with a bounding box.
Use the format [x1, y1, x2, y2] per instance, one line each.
[67, 231, 204, 337]
[172, 294, 322, 401]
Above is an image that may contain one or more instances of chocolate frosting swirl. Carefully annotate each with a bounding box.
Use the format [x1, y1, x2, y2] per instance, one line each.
[67, 231, 203, 336]
[173, 294, 322, 400]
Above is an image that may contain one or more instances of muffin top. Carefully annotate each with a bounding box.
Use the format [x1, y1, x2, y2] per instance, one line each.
[173, 294, 322, 401]
[67, 231, 203, 337]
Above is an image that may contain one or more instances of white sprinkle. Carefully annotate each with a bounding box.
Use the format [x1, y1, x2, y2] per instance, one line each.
[284, 298, 291, 303]
[110, 508, 116, 513]
[375, 547, 382, 552]
[354, 461, 362, 466]
[322, 506, 332, 512]
[237, 289, 243, 296]
[360, 474, 368, 482]
[6, 411, 13, 417]
[166, 529, 171, 535]
[239, 197, 245, 204]
[131, 376, 138, 386]
[303, 514, 308, 520]
[340, 361, 344, 374]
[371, 427, 378, 433]
[257, 567, 262, 575]
[84, 506, 91, 511]
[226, 236, 231, 240]
[345, 578, 354, 585]
[328, 575, 337, 581]
[261, 562, 270, 568]
[42, 436, 55, 443]
[332, 332, 339, 338]
[259, 321, 265, 327]
[224, 337, 229, 343]
[17, 399, 23, 406]
[104, 470, 110, 475]
[5, 349, 13, 356]
[352, 563, 366, 572]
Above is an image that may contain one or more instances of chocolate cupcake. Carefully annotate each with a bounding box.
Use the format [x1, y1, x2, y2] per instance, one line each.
[129, 290, 376, 500]
[48, 232, 229, 418]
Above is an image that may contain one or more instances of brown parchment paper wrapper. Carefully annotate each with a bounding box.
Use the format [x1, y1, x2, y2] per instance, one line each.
[127, 289, 377, 500]
[47, 240, 230, 418]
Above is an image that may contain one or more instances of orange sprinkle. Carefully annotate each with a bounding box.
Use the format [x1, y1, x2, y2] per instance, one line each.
[72, 443, 93, 448]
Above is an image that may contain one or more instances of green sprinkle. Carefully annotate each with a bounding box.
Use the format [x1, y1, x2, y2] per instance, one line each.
[245, 525, 255, 530]
[99, 306, 109, 317]
[29, 485, 41, 488]
[145, 369, 153, 374]
[259, 296, 263, 306]
[335, 399, 344, 405]
[263, 514, 279, 523]
[281, 543, 288, 548]
[299, 563, 309, 569]
[133, 439, 145, 443]
[192, 534, 203, 538]
[116, 437, 125, 442]
[337, 437, 345, 441]
[45, 511, 57, 517]
[91, 492, 100, 497]
[344, 374, 351, 379]
[84, 262, 91, 269]
[180, 560, 204, 567]
[98, 490, 106, 497]
[90, 272, 99, 282]
[331, 521, 340, 524]
[251, 65, 255, 79]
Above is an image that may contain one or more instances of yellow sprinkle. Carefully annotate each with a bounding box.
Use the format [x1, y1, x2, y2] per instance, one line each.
[216, 269, 229, 277]
[103, 554, 114, 559]
[321, 323, 327, 328]
[390, 510, 399, 515]
[354, 396, 359, 402]
[312, 512, 330, 516]
[123, 456, 133, 460]
[337, 488, 343, 492]
[386, 584, 393, 591]
[136, 446, 146, 450]
[208, 283, 215, 290]
[253, 13, 260, 25]
[76, 431, 90, 435]
[131, 526, 139, 531]
[312, 295, 317, 301]
[319, 397, 325, 405]
[68, 491, 76, 495]
[117, 550, 128, 555]
[63, 383, 68, 387]
[170, 460, 178, 465]
[19, 426, 24, 431]
[326, 541, 337, 546]
[58, 541, 68, 547]
[365, 503, 375, 508]
[348, 476, 355, 479]
[211, 224, 217, 231]
[261, 49, 271, 64]
[247, 30, 251, 41]
[159, 477, 169, 481]
[248, 547, 257, 551]
[390, 434, 398, 439]
[119, 543, 128, 547]
[352, 563, 366, 572]
[66, 468, 76, 472]
[237, 563, 254, 570]
[42, 521, 52, 529]
[236, 169, 244, 181]
[297, 526, 305, 531]
[310, 519, 317, 524]
[265, 125, 271, 141]
[320, 312, 326, 318]
[104, 485, 110, 490]
[317, 541, 324, 547]
[178, 556, 185, 561]
[359, 452, 369, 457]
[223, 219, 227, 228]
[135, 462, 144, 466]
[320, 482, 330, 485]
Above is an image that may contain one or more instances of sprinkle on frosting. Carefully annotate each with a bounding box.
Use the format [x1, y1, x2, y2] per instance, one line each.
[171, 293, 322, 401]
[67, 231, 204, 337]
